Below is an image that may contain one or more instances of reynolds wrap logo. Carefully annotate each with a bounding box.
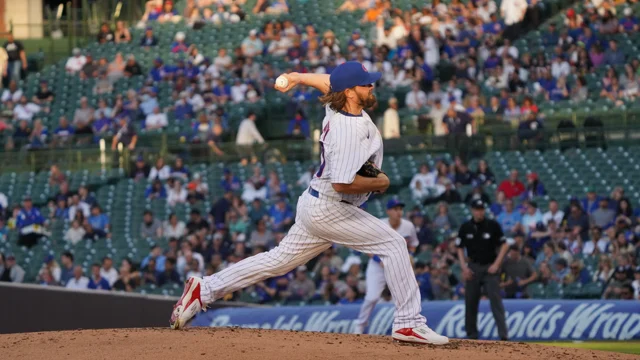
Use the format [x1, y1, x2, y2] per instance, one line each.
[435, 303, 640, 340]
[200, 301, 640, 341]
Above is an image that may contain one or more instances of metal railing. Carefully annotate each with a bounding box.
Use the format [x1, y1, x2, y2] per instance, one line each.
[1, 120, 638, 175]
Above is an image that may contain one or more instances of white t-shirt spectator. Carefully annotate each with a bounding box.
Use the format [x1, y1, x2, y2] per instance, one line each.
[68, 202, 91, 221]
[13, 102, 41, 122]
[65, 55, 87, 74]
[231, 83, 248, 103]
[383, 107, 400, 139]
[66, 276, 90, 290]
[164, 220, 186, 239]
[236, 119, 265, 145]
[64, 226, 86, 245]
[149, 165, 171, 181]
[542, 210, 564, 225]
[214, 54, 232, 69]
[551, 60, 571, 79]
[423, 36, 440, 68]
[176, 253, 205, 277]
[267, 37, 293, 57]
[410, 172, 438, 192]
[405, 90, 428, 110]
[500, 0, 527, 25]
[582, 238, 610, 255]
[145, 112, 168, 130]
[497, 45, 519, 59]
[1, 88, 23, 103]
[100, 267, 119, 287]
[167, 187, 188, 206]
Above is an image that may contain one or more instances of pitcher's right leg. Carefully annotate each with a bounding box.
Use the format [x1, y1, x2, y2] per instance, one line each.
[170, 222, 331, 329]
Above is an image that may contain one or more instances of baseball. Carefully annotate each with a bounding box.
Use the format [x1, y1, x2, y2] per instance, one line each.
[276, 76, 289, 89]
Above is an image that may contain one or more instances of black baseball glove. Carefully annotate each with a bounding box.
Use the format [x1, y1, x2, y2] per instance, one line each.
[357, 160, 385, 178]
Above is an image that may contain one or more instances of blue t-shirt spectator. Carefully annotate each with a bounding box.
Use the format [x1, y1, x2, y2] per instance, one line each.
[88, 213, 110, 232]
[17, 207, 45, 228]
[497, 210, 522, 233]
[88, 276, 111, 290]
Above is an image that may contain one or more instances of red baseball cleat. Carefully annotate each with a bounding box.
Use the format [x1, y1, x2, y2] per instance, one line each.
[392, 325, 449, 345]
[170, 277, 205, 330]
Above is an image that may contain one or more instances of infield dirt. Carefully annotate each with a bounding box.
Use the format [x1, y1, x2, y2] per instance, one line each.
[0, 327, 636, 360]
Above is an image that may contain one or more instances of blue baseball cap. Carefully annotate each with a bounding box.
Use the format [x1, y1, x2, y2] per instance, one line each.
[386, 199, 405, 210]
[330, 61, 381, 92]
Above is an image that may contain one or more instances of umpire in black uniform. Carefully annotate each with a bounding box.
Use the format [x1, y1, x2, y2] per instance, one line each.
[456, 199, 509, 340]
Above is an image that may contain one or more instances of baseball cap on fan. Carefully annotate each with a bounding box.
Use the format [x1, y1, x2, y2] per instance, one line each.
[329, 61, 381, 92]
[386, 199, 405, 209]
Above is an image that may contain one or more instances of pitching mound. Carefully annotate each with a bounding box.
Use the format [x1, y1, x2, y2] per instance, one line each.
[0, 328, 635, 360]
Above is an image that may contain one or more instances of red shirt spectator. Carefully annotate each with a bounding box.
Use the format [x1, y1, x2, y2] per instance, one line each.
[498, 169, 525, 199]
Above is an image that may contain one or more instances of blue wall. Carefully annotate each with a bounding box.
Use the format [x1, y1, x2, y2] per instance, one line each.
[192, 300, 640, 341]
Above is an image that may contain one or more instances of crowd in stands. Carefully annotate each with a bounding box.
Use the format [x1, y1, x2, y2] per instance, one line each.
[0, 154, 638, 303]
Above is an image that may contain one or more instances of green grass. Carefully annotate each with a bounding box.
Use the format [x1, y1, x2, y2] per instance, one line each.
[537, 341, 640, 355]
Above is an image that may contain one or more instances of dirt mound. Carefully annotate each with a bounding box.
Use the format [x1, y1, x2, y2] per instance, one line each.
[0, 328, 635, 360]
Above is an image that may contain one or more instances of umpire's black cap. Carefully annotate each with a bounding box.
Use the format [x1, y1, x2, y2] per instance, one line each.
[470, 199, 485, 210]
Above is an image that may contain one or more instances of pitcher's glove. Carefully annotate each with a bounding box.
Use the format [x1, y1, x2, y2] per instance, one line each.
[357, 161, 385, 178]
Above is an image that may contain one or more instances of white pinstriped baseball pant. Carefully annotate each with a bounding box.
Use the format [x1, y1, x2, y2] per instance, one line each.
[200, 189, 426, 330]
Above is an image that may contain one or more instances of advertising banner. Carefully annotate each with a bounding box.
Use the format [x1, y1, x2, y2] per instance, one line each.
[191, 300, 640, 341]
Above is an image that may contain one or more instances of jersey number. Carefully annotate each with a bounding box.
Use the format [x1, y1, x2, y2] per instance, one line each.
[316, 122, 331, 177]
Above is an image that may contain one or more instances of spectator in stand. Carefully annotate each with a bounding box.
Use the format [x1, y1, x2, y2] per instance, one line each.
[141, 210, 163, 239]
[145, 106, 168, 131]
[242, 29, 264, 57]
[157, 0, 181, 23]
[111, 115, 138, 151]
[100, 256, 119, 287]
[501, 245, 537, 298]
[498, 169, 525, 199]
[2, 34, 27, 83]
[405, 82, 428, 110]
[164, 213, 186, 240]
[88, 205, 110, 238]
[167, 179, 188, 207]
[64, 219, 86, 245]
[542, 199, 564, 225]
[287, 110, 310, 139]
[65, 265, 89, 289]
[605, 40, 626, 66]
[521, 172, 545, 200]
[124, 55, 142, 78]
[521, 201, 544, 235]
[143, 178, 166, 200]
[88, 263, 111, 290]
[1, 80, 23, 104]
[474, 159, 495, 185]
[114, 21, 132, 43]
[382, 97, 400, 139]
[140, 27, 159, 48]
[157, 257, 181, 286]
[59, 252, 75, 286]
[287, 265, 316, 302]
[269, 198, 293, 232]
[581, 188, 602, 215]
[33, 80, 54, 110]
[97, 22, 115, 44]
[16, 195, 45, 248]
[591, 198, 616, 229]
[497, 198, 521, 235]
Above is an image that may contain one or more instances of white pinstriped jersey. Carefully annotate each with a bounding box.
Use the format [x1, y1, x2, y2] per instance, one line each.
[380, 218, 419, 249]
[309, 105, 383, 207]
